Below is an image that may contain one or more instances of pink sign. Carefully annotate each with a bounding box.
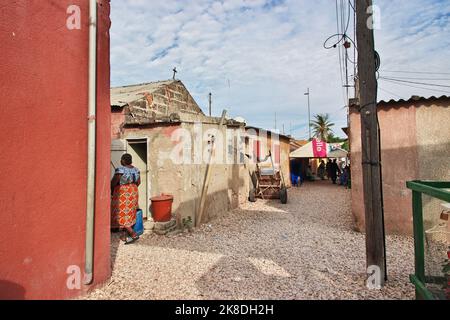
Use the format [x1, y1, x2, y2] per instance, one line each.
[312, 139, 327, 158]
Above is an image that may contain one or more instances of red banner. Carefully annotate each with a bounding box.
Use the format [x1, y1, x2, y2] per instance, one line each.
[312, 139, 327, 158]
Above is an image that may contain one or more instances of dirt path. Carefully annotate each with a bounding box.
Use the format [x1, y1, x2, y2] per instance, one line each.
[83, 181, 415, 300]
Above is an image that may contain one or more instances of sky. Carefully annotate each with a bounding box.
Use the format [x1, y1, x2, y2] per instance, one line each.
[110, 0, 450, 140]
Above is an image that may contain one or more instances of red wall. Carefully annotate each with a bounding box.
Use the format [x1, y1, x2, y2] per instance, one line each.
[0, 0, 111, 299]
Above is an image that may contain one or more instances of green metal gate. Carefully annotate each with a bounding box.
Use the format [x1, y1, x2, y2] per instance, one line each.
[406, 181, 450, 300]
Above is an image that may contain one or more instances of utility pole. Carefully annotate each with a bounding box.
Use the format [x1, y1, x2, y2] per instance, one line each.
[208, 92, 212, 117]
[304, 88, 311, 140]
[356, 0, 387, 286]
[275, 112, 277, 130]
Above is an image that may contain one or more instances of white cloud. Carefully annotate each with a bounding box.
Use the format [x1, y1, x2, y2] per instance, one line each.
[110, 0, 450, 139]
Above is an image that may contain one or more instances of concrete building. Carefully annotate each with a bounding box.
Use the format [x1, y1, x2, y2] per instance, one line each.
[0, 1, 112, 299]
[349, 95, 450, 235]
[111, 80, 248, 226]
[245, 127, 292, 188]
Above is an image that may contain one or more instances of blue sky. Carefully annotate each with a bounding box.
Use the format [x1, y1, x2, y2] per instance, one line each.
[110, 0, 450, 140]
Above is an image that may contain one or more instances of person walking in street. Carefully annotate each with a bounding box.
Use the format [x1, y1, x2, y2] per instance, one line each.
[339, 165, 349, 186]
[330, 159, 340, 184]
[326, 160, 332, 180]
[111, 153, 141, 244]
[318, 160, 326, 180]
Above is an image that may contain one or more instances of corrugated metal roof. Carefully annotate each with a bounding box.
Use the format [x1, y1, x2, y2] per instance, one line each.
[350, 95, 450, 110]
[245, 126, 292, 140]
[110, 80, 176, 107]
[378, 95, 450, 105]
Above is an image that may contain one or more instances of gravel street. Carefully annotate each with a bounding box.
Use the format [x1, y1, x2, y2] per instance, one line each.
[83, 181, 415, 300]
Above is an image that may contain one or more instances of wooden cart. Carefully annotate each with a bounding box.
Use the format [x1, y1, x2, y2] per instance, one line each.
[249, 151, 288, 204]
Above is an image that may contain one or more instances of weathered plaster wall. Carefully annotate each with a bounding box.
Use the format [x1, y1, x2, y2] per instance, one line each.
[122, 123, 247, 226]
[0, 0, 111, 299]
[376, 105, 419, 235]
[246, 130, 292, 188]
[416, 103, 450, 231]
[111, 108, 126, 139]
[349, 104, 419, 235]
[350, 100, 450, 235]
[280, 137, 292, 187]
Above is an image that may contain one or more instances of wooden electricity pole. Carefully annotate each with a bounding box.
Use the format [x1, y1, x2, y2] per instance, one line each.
[356, 0, 387, 286]
[208, 93, 212, 117]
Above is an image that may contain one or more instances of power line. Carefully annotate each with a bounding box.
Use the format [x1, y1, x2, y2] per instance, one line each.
[378, 86, 403, 99]
[379, 75, 450, 81]
[335, 0, 346, 107]
[379, 77, 450, 88]
[379, 78, 450, 95]
[380, 70, 450, 75]
[326, 1, 357, 114]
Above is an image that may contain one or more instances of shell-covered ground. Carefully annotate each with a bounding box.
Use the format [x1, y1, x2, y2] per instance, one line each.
[82, 181, 415, 300]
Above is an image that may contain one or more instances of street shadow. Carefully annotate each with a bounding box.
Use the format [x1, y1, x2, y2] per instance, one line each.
[131, 206, 362, 299]
[194, 255, 304, 300]
[110, 230, 122, 271]
[0, 280, 26, 300]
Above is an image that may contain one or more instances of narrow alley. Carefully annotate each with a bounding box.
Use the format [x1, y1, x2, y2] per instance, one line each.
[83, 182, 415, 300]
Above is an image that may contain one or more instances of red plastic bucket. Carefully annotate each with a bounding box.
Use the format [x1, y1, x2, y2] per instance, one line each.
[150, 194, 174, 222]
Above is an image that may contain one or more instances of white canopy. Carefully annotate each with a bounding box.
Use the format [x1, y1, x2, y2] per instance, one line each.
[290, 140, 348, 159]
[290, 141, 315, 158]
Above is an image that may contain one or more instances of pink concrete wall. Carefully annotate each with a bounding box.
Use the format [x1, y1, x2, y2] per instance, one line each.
[0, 0, 111, 299]
[349, 103, 420, 235]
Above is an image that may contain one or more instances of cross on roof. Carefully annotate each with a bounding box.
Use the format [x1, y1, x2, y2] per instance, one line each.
[172, 67, 178, 80]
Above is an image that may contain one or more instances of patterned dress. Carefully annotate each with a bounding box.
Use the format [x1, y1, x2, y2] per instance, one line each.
[111, 166, 140, 228]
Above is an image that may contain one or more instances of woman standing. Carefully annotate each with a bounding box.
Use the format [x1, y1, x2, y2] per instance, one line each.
[111, 153, 141, 244]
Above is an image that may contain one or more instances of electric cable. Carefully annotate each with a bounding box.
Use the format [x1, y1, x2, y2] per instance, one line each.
[378, 86, 403, 99]
[378, 75, 450, 81]
[379, 77, 450, 88]
[378, 78, 450, 95]
[379, 70, 450, 75]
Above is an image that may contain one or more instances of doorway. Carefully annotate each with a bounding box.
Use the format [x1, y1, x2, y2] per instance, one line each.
[127, 139, 148, 220]
[111, 138, 149, 219]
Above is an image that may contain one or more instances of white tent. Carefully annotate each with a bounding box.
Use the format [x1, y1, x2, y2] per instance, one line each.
[290, 140, 348, 159]
[289, 141, 315, 158]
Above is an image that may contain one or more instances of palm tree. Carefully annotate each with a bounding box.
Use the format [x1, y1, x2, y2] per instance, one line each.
[310, 113, 335, 142]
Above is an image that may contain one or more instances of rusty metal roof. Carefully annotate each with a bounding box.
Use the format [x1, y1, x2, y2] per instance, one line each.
[111, 80, 176, 107]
